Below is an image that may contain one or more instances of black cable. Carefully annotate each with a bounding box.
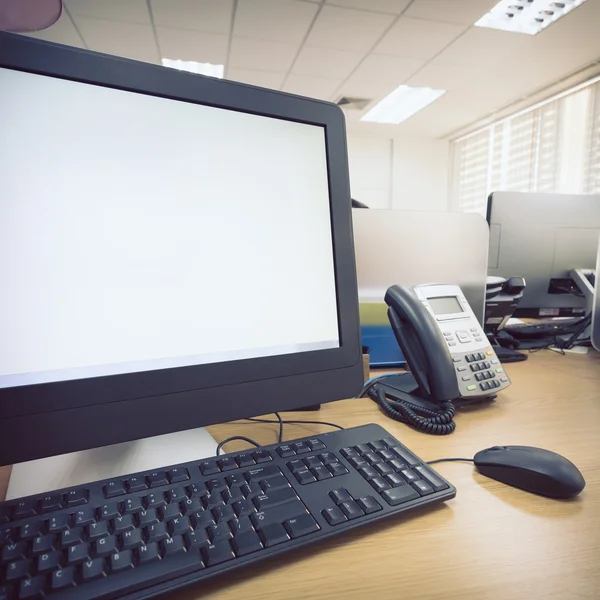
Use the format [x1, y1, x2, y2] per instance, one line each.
[244, 417, 344, 431]
[427, 457, 474, 465]
[368, 385, 456, 435]
[216, 435, 261, 455]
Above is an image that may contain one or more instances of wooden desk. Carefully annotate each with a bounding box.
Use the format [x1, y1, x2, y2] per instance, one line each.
[1, 350, 599, 599]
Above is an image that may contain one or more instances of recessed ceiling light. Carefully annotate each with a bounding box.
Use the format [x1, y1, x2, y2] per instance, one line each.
[161, 58, 224, 78]
[360, 85, 446, 124]
[474, 0, 588, 35]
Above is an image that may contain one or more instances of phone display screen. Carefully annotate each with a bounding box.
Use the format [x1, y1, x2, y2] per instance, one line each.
[428, 296, 463, 315]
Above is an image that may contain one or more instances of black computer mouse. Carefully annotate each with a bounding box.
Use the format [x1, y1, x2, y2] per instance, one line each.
[474, 445, 585, 499]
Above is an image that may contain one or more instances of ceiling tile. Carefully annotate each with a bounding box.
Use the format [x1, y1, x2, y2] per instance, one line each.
[404, 0, 498, 25]
[336, 79, 397, 104]
[227, 68, 286, 89]
[434, 27, 529, 67]
[65, 0, 150, 24]
[283, 74, 344, 100]
[157, 28, 228, 64]
[292, 46, 364, 79]
[23, 10, 84, 47]
[234, 0, 318, 44]
[407, 61, 484, 91]
[347, 54, 424, 86]
[374, 17, 466, 60]
[151, 0, 232, 34]
[305, 5, 395, 53]
[325, 0, 411, 14]
[229, 38, 299, 71]
[76, 17, 160, 63]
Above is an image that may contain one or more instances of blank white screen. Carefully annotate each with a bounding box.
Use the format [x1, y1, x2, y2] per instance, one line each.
[0, 68, 339, 388]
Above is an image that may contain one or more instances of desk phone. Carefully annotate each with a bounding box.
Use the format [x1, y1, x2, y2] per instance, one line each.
[385, 284, 511, 400]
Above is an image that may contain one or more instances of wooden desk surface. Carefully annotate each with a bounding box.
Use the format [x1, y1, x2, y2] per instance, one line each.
[1, 350, 599, 599]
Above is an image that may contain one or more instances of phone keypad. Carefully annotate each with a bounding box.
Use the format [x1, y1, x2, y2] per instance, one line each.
[452, 349, 510, 396]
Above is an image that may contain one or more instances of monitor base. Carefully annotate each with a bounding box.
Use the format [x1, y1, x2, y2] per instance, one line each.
[6, 427, 218, 501]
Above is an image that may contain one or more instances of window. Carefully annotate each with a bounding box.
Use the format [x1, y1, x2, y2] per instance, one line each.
[451, 77, 600, 215]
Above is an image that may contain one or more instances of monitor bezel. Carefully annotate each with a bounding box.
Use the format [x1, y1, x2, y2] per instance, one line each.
[0, 33, 363, 466]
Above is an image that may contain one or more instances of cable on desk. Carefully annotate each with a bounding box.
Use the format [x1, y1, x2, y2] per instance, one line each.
[368, 385, 456, 435]
[245, 417, 344, 431]
[216, 436, 261, 455]
[427, 457, 474, 465]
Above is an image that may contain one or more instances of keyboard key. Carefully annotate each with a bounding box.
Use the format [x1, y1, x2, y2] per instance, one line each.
[38, 550, 61, 571]
[5, 559, 30, 581]
[67, 542, 90, 565]
[400, 469, 419, 484]
[51, 567, 76, 590]
[202, 493, 225, 511]
[284, 514, 319, 539]
[310, 465, 332, 481]
[414, 466, 449, 492]
[356, 496, 382, 514]
[235, 453, 255, 468]
[307, 439, 326, 451]
[319, 452, 337, 465]
[260, 475, 290, 493]
[391, 447, 420, 467]
[168, 468, 190, 483]
[159, 503, 181, 522]
[185, 530, 210, 552]
[31, 534, 55, 555]
[100, 502, 121, 519]
[202, 541, 235, 566]
[257, 523, 289, 547]
[110, 550, 134, 573]
[163, 535, 186, 557]
[88, 521, 110, 541]
[144, 493, 166, 510]
[199, 460, 220, 476]
[0, 506, 11, 523]
[364, 452, 382, 465]
[147, 472, 169, 488]
[166, 487, 187, 502]
[124, 497, 144, 514]
[19, 521, 44, 539]
[82, 557, 106, 581]
[340, 447, 359, 459]
[250, 500, 307, 530]
[74, 506, 96, 526]
[358, 466, 378, 481]
[286, 459, 305, 473]
[225, 473, 246, 488]
[217, 457, 237, 472]
[0, 526, 13, 544]
[382, 437, 399, 448]
[231, 531, 263, 556]
[385, 473, 405, 488]
[277, 445, 296, 458]
[368, 440, 385, 452]
[355, 444, 371, 455]
[126, 476, 148, 493]
[39, 494, 63, 513]
[369, 477, 391, 494]
[138, 508, 159, 527]
[340, 500, 364, 520]
[304, 456, 322, 469]
[327, 462, 348, 477]
[378, 449, 396, 462]
[228, 516, 254, 536]
[14, 500, 37, 519]
[104, 480, 126, 498]
[190, 510, 215, 531]
[222, 487, 244, 505]
[252, 450, 272, 463]
[122, 528, 145, 549]
[146, 522, 168, 543]
[18, 576, 45, 600]
[389, 459, 406, 472]
[292, 442, 310, 454]
[61, 527, 84, 547]
[294, 469, 316, 485]
[412, 480, 434, 496]
[208, 523, 233, 544]
[348, 456, 368, 470]
[253, 487, 298, 511]
[382, 486, 420, 506]
[212, 505, 236, 524]
[181, 497, 204, 515]
[322, 506, 346, 526]
[2, 542, 27, 561]
[113, 514, 136, 533]
[233, 499, 255, 518]
[244, 465, 280, 483]
[95, 535, 118, 556]
[375, 463, 393, 476]
[138, 542, 161, 564]
[329, 488, 352, 505]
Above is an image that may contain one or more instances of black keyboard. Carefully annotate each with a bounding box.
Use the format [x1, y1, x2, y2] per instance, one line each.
[0, 424, 455, 600]
[504, 317, 584, 339]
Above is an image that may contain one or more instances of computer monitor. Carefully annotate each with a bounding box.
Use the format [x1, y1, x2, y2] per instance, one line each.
[0, 33, 363, 469]
[487, 191, 600, 317]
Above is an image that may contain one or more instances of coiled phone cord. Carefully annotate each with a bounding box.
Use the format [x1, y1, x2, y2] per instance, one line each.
[368, 385, 456, 435]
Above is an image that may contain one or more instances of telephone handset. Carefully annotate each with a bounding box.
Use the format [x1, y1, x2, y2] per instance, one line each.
[384, 283, 511, 401]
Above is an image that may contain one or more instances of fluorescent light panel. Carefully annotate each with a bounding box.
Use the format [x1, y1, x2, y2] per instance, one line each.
[360, 85, 446, 124]
[162, 58, 224, 78]
[475, 0, 588, 35]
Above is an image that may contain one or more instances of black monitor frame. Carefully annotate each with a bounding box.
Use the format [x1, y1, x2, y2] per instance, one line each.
[0, 33, 363, 466]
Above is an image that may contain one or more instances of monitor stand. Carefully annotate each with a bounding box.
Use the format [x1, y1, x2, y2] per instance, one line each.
[6, 427, 218, 501]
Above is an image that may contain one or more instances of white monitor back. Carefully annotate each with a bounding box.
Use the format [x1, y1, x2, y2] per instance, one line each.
[353, 210, 489, 323]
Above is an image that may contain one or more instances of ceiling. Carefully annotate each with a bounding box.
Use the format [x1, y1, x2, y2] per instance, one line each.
[21, 0, 600, 138]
